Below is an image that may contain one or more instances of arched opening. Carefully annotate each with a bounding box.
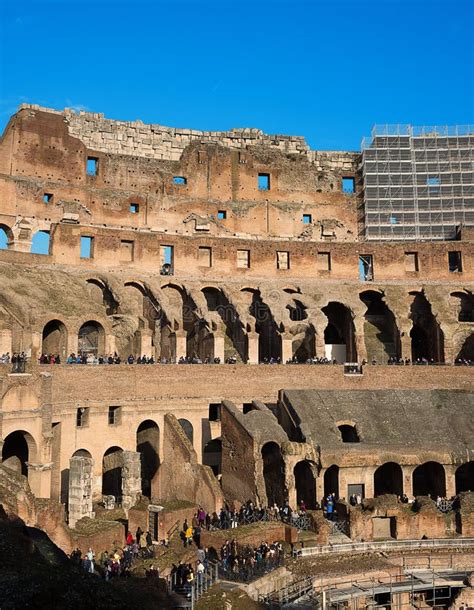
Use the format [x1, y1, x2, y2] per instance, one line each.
[247, 290, 281, 362]
[2, 431, 37, 477]
[136, 421, 160, 498]
[374, 462, 403, 497]
[87, 279, 119, 316]
[203, 438, 222, 476]
[78, 321, 105, 357]
[324, 464, 339, 499]
[456, 333, 474, 362]
[291, 324, 315, 362]
[261, 442, 285, 506]
[72, 449, 92, 458]
[202, 287, 247, 362]
[338, 425, 360, 443]
[42, 320, 67, 358]
[451, 291, 474, 322]
[30, 230, 50, 255]
[102, 446, 123, 499]
[0, 225, 12, 250]
[178, 419, 194, 445]
[409, 292, 444, 362]
[322, 302, 356, 362]
[455, 462, 474, 494]
[412, 461, 446, 497]
[287, 300, 308, 322]
[294, 461, 317, 509]
[360, 291, 400, 361]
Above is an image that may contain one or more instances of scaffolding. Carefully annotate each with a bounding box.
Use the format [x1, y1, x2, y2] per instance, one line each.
[360, 124, 474, 241]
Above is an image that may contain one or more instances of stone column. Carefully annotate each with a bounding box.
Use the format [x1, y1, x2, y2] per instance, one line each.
[213, 334, 225, 363]
[402, 465, 416, 498]
[247, 332, 259, 364]
[353, 316, 367, 363]
[175, 331, 187, 361]
[281, 333, 293, 364]
[400, 330, 412, 361]
[30, 331, 42, 361]
[67, 331, 78, 357]
[121, 450, 141, 511]
[105, 334, 116, 355]
[444, 464, 456, 498]
[137, 330, 153, 358]
[316, 472, 325, 503]
[68, 456, 94, 528]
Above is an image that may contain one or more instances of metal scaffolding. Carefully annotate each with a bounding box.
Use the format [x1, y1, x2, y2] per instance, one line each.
[360, 124, 474, 241]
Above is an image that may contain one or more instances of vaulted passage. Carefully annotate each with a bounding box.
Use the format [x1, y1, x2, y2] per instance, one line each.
[412, 461, 446, 497]
[261, 442, 285, 506]
[374, 462, 403, 496]
[136, 420, 160, 498]
[2, 431, 37, 477]
[324, 464, 339, 499]
[42, 320, 67, 358]
[360, 291, 400, 361]
[409, 293, 444, 362]
[455, 462, 474, 494]
[451, 291, 474, 322]
[202, 287, 247, 361]
[456, 333, 474, 362]
[248, 291, 281, 362]
[322, 302, 356, 362]
[102, 446, 123, 499]
[203, 438, 222, 476]
[78, 321, 105, 357]
[294, 460, 317, 508]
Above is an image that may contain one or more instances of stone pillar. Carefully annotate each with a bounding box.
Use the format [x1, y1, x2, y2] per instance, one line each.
[354, 316, 367, 363]
[0, 328, 12, 355]
[105, 334, 116, 355]
[444, 464, 456, 498]
[31, 331, 42, 361]
[247, 332, 259, 364]
[281, 334, 293, 364]
[213, 334, 225, 363]
[121, 450, 141, 511]
[400, 331, 412, 361]
[175, 331, 187, 361]
[27, 462, 53, 499]
[67, 331, 78, 357]
[68, 456, 94, 528]
[137, 330, 153, 357]
[402, 465, 416, 498]
[316, 474, 324, 504]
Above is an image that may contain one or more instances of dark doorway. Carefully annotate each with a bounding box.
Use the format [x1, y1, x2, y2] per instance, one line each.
[102, 446, 123, 499]
[2, 431, 34, 476]
[203, 438, 222, 476]
[261, 442, 285, 506]
[374, 462, 403, 496]
[455, 462, 473, 494]
[413, 461, 446, 497]
[42, 320, 68, 358]
[136, 421, 160, 498]
[294, 461, 317, 509]
[324, 464, 339, 499]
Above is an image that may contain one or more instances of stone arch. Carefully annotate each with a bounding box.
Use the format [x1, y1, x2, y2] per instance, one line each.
[42, 319, 68, 358]
[412, 461, 446, 497]
[2, 430, 38, 476]
[136, 420, 160, 498]
[78, 320, 105, 357]
[451, 291, 474, 322]
[0, 224, 13, 250]
[244, 289, 281, 362]
[337, 424, 360, 443]
[455, 462, 473, 494]
[261, 442, 285, 506]
[456, 333, 474, 362]
[30, 230, 50, 255]
[360, 290, 400, 361]
[102, 446, 123, 499]
[72, 449, 92, 458]
[86, 279, 119, 315]
[124, 282, 168, 359]
[322, 302, 357, 362]
[178, 419, 194, 445]
[324, 464, 339, 499]
[374, 462, 403, 496]
[294, 460, 317, 508]
[203, 438, 222, 476]
[409, 292, 444, 362]
[201, 287, 247, 361]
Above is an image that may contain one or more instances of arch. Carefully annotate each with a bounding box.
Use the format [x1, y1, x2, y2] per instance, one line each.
[261, 442, 285, 506]
[456, 333, 474, 362]
[202, 287, 247, 361]
[412, 461, 446, 497]
[338, 424, 360, 443]
[30, 230, 50, 255]
[72, 448, 92, 458]
[324, 464, 339, 499]
[247, 290, 281, 362]
[455, 462, 474, 494]
[178, 419, 194, 445]
[78, 320, 105, 356]
[451, 291, 474, 322]
[322, 302, 356, 362]
[287, 300, 307, 322]
[86, 279, 119, 315]
[374, 462, 403, 497]
[291, 324, 315, 362]
[136, 420, 160, 498]
[409, 292, 444, 362]
[360, 290, 400, 361]
[42, 319, 67, 358]
[2, 430, 37, 476]
[203, 438, 222, 476]
[102, 446, 123, 498]
[294, 460, 317, 509]
[0, 224, 12, 250]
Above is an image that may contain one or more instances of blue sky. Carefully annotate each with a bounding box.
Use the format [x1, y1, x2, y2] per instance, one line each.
[0, 0, 473, 151]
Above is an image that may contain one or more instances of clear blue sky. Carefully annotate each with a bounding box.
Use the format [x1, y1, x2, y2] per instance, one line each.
[0, 0, 473, 151]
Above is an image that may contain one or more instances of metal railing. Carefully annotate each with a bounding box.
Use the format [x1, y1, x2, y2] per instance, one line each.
[168, 562, 219, 609]
[299, 537, 474, 558]
[207, 511, 313, 533]
[218, 554, 285, 584]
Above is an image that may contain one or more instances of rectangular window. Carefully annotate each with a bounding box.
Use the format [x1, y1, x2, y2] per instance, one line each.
[160, 245, 174, 275]
[120, 240, 134, 262]
[43, 193, 53, 204]
[302, 214, 312, 224]
[237, 249, 250, 269]
[342, 177, 355, 194]
[405, 252, 419, 272]
[217, 210, 227, 220]
[198, 246, 212, 267]
[80, 236, 94, 259]
[76, 407, 89, 428]
[276, 251, 289, 270]
[317, 252, 331, 271]
[258, 173, 270, 190]
[129, 203, 139, 214]
[173, 176, 187, 185]
[448, 251, 463, 272]
[108, 406, 121, 425]
[87, 157, 98, 176]
[359, 254, 374, 281]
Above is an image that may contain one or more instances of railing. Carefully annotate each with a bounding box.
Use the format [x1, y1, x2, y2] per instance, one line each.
[168, 561, 219, 609]
[299, 537, 474, 558]
[259, 576, 315, 607]
[218, 554, 285, 584]
[11, 360, 26, 373]
[207, 511, 313, 533]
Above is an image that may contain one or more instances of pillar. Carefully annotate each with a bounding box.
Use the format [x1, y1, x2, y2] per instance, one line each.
[121, 450, 141, 511]
[282, 334, 293, 364]
[402, 465, 416, 498]
[68, 456, 94, 528]
[354, 316, 367, 363]
[31, 331, 42, 361]
[444, 464, 456, 498]
[105, 333, 116, 355]
[247, 331, 259, 364]
[27, 462, 53, 499]
[0, 328, 12, 355]
[214, 334, 225, 363]
[137, 330, 153, 357]
[175, 331, 187, 361]
[67, 331, 78, 357]
[400, 331, 412, 361]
